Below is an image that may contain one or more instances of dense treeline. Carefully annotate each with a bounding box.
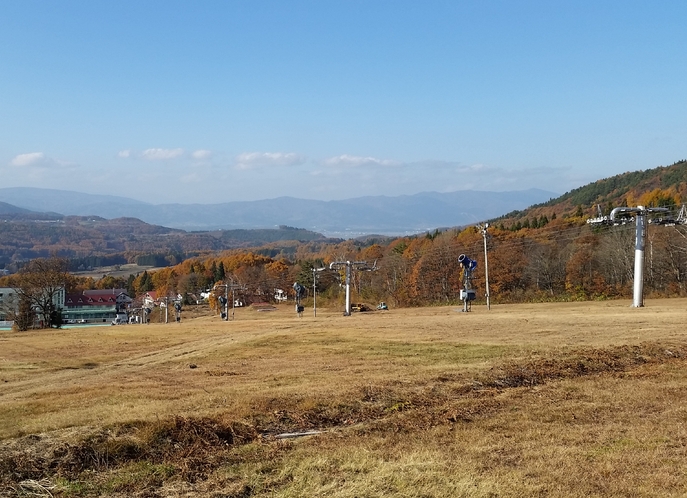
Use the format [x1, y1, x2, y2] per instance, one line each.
[4, 161, 687, 309]
[105, 215, 687, 310]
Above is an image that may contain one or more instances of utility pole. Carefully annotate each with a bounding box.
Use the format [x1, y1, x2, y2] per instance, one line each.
[312, 267, 325, 317]
[229, 281, 245, 320]
[225, 284, 229, 320]
[478, 223, 491, 310]
[610, 205, 668, 307]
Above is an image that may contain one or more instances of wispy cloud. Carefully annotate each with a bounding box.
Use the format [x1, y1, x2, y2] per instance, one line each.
[235, 152, 305, 170]
[141, 148, 185, 160]
[4, 152, 79, 184]
[192, 149, 212, 160]
[118, 149, 131, 158]
[10, 152, 45, 167]
[323, 154, 400, 167]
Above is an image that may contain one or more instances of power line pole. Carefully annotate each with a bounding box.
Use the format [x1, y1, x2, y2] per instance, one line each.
[312, 267, 325, 317]
[478, 223, 491, 310]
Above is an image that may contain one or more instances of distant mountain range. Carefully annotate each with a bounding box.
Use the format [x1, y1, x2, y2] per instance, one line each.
[0, 201, 33, 215]
[0, 187, 558, 236]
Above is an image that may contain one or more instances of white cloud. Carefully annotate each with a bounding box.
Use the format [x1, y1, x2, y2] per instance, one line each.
[10, 152, 45, 167]
[118, 149, 131, 158]
[192, 149, 212, 160]
[141, 148, 184, 160]
[235, 152, 305, 170]
[323, 154, 400, 167]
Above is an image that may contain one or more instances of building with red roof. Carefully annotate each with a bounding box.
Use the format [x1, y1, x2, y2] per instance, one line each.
[63, 289, 132, 324]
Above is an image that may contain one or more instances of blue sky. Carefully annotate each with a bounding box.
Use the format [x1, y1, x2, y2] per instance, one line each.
[1, 1, 685, 204]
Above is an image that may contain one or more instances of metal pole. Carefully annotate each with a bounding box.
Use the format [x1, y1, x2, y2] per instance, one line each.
[344, 262, 351, 316]
[225, 284, 229, 320]
[313, 268, 317, 317]
[329, 260, 373, 316]
[480, 224, 491, 310]
[611, 205, 667, 308]
[633, 210, 646, 307]
[165, 297, 168, 323]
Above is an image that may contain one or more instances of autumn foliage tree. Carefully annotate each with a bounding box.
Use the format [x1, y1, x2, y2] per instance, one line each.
[8, 257, 70, 330]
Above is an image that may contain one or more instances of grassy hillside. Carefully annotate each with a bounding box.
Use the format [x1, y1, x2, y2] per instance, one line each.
[2, 301, 687, 496]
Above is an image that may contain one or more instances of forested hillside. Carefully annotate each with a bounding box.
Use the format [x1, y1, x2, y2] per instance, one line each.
[115, 214, 683, 309]
[0, 216, 330, 270]
[494, 159, 687, 228]
[84, 160, 687, 309]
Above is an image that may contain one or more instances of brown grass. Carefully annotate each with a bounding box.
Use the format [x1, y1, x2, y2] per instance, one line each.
[1, 299, 687, 496]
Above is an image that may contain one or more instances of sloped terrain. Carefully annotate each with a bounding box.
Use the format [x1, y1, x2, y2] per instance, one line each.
[2, 300, 687, 496]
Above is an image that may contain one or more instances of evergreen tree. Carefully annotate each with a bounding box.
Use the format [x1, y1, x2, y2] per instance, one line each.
[126, 274, 136, 297]
[139, 271, 154, 293]
[209, 262, 218, 285]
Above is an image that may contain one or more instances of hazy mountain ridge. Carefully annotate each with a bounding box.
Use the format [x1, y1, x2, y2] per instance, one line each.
[0, 187, 558, 234]
[0, 201, 34, 215]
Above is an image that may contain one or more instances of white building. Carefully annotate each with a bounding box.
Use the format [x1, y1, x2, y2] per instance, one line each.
[0, 287, 18, 326]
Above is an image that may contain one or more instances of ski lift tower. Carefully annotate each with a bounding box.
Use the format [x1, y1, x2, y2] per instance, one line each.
[329, 260, 376, 316]
[610, 205, 668, 307]
[458, 254, 477, 312]
[214, 280, 245, 320]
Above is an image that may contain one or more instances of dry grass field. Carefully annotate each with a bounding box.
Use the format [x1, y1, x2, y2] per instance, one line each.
[1, 299, 687, 497]
[71, 263, 163, 280]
